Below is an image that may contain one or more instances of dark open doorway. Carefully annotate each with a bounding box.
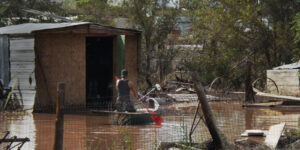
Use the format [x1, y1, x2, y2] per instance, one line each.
[86, 37, 113, 109]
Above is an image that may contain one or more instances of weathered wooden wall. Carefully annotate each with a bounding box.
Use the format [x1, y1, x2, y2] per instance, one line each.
[125, 35, 139, 86]
[35, 34, 86, 107]
[35, 33, 140, 108]
[267, 69, 300, 96]
[115, 35, 125, 77]
[9, 37, 36, 109]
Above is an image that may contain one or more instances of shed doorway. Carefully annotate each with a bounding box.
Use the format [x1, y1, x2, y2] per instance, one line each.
[86, 37, 113, 108]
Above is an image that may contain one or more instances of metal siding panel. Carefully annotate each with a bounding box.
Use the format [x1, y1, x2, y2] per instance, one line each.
[9, 37, 36, 108]
[267, 69, 300, 96]
[0, 22, 90, 35]
[0, 35, 10, 87]
[10, 38, 35, 50]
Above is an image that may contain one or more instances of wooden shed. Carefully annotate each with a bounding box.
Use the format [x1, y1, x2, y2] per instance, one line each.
[267, 62, 300, 96]
[0, 22, 141, 110]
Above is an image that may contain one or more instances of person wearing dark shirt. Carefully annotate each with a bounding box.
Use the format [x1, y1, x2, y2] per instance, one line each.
[115, 69, 138, 112]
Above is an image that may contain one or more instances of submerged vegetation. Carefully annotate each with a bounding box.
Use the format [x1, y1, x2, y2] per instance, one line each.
[0, 78, 23, 112]
[278, 129, 300, 149]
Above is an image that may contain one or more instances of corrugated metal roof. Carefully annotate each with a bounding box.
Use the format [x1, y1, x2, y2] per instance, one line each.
[272, 61, 300, 70]
[0, 22, 141, 35]
[0, 22, 90, 35]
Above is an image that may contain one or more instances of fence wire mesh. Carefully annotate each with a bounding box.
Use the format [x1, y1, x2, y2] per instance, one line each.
[1, 92, 300, 150]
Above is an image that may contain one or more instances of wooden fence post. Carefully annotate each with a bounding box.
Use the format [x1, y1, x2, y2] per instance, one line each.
[191, 72, 226, 149]
[245, 60, 255, 102]
[54, 83, 65, 150]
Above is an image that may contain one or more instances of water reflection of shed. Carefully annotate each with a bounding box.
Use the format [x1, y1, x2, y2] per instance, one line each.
[0, 22, 141, 111]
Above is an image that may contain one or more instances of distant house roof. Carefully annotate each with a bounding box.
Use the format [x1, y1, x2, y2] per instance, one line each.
[272, 61, 300, 70]
[0, 22, 141, 35]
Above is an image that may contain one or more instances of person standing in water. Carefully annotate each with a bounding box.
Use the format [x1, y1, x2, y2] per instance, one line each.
[115, 69, 138, 112]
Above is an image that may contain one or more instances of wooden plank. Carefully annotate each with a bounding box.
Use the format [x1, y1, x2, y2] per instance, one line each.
[264, 122, 285, 149]
[241, 130, 267, 137]
[37, 28, 89, 34]
[254, 88, 300, 101]
[89, 24, 138, 35]
[242, 101, 283, 108]
[34, 24, 89, 34]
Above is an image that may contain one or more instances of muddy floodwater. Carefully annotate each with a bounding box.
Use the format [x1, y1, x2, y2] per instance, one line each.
[1, 102, 300, 150]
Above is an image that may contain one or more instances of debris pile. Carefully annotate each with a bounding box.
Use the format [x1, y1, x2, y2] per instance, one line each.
[162, 80, 195, 94]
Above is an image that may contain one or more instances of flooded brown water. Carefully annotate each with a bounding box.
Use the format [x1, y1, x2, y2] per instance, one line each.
[1, 102, 300, 150]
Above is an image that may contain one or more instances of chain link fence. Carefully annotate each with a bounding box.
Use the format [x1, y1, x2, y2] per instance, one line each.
[1, 92, 300, 150]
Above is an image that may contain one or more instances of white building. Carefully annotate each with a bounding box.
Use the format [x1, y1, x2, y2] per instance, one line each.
[267, 62, 300, 96]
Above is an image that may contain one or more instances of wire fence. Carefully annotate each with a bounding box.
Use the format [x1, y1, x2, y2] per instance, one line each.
[1, 93, 300, 150]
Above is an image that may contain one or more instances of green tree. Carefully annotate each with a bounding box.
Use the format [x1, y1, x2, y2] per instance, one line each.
[294, 12, 300, 43]
[72, 0, 114, 25]
[183, 0, 300, 89]
[292, 12, 300, 60]
[0, 0, 67, 27]
[124, 0, 180, 87]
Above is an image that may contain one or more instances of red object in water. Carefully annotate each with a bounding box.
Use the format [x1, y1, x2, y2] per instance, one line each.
[114, 76, 163, 125]
[135, 96, 163, 125]
[115, 76, 119, 81]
